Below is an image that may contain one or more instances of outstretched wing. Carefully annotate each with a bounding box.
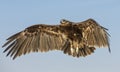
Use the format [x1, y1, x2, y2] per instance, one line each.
[75, 19, 110, 52]
[2, 24, 67, 59]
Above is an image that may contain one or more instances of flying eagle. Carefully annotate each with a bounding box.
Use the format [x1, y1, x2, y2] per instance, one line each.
[2, 19, 110, 59]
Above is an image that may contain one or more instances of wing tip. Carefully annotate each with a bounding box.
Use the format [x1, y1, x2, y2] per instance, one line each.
[108, 46, 111, 53]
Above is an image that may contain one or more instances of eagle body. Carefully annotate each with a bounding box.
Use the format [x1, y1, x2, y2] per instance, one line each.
[2, 19, 110, 59]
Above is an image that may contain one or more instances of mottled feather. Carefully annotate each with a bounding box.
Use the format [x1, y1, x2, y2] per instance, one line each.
[2, 19, 110, 59]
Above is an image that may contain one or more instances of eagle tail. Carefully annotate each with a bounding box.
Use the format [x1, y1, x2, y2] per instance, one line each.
[63, 45, 96, 57]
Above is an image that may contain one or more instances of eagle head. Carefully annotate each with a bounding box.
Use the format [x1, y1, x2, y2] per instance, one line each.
[60, 19, 73, 26]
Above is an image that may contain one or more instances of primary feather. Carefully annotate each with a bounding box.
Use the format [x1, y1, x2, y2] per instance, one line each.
[2, 19, 110, 59]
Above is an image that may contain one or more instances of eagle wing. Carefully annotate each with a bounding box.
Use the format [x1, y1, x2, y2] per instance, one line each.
[75, 19, 110, 52]
[2, 24, 67, 59]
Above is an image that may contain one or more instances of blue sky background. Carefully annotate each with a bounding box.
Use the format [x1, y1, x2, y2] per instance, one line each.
[0, 0, 120, 72]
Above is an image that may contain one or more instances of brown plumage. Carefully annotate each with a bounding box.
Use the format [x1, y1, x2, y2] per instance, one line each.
[2, 18, 110, 59]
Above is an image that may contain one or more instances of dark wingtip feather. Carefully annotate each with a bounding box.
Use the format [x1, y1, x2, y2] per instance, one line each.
[2, 39, 13, 48]
[3, 32, 21, 47]
[108, 45, 111, 53]
[13, 56, 16, 60]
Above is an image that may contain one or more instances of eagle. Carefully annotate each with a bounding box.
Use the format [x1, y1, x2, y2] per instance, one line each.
[2, 18, 110, 59]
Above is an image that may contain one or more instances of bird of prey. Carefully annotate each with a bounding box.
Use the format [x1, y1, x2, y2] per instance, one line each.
[2, 18, 110, 59]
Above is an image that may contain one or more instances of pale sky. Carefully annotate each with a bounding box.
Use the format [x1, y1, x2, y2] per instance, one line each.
[0, 0, 120, 72]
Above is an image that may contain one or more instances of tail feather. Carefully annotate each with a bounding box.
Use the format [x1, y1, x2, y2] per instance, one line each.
[62, 46, 96, 57]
